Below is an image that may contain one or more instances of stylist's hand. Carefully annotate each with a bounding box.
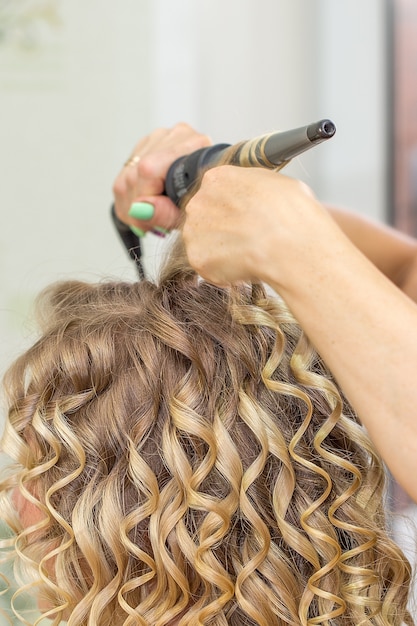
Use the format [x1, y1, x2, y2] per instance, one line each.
[183, 165, 327, 287]
[112, 122, 211, 236]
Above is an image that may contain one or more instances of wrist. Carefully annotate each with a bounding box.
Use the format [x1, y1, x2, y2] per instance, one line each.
[253, 194, 332, 292]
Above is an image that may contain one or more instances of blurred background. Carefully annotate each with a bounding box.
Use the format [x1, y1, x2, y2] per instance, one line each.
[0, 0, 392, 374]
[1, 0, 416, 621]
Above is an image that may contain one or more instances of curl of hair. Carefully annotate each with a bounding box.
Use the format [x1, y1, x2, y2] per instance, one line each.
[0, 233, 413, 626]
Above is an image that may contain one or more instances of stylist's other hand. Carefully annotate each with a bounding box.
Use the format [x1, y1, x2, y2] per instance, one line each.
[183, 165, 323, 287]
[112, 122, 211, 236]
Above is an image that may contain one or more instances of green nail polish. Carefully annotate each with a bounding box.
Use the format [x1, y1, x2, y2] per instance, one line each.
[130, 225, 146, 238]
[129, 202, 155, 221]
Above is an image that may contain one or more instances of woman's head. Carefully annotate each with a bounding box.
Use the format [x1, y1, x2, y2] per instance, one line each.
[0, 243, 413, 625]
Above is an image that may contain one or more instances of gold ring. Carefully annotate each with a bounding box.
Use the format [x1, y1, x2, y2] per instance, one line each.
[124, 155, 140, 167]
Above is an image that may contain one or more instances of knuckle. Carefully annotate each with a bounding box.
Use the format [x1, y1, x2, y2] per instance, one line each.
[150, 126, 168, 136]
[112, 178, 126, 197]
[203, 165, 221, 184]
[136, 157, 154, 179]
[174, 121, 193, 132]
[198, 133, 212, 146]
[124, 168, 139, 189]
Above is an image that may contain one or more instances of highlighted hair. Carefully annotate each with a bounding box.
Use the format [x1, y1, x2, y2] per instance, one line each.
[0, 238, 413, 625]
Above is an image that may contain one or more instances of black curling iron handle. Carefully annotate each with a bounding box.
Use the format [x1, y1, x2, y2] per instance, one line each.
[164, 118, 336, 206]
[164, 143, 231, 206]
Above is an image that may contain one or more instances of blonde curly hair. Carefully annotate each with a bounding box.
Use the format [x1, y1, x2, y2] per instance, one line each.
[0, 236, 413, 626]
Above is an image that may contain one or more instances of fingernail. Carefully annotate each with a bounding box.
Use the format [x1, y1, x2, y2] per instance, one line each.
[130, 225, 146, 238]
[151, 226, 170, 238]
[128, 202, 155, 221]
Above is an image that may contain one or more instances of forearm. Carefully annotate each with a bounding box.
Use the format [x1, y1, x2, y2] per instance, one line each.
[327, 205, 417, 300]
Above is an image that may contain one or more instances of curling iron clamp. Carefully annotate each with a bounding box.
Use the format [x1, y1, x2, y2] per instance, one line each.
[164, 118, 336, 205]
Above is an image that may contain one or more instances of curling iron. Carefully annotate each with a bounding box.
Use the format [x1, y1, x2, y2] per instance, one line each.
[112, 118, 336, 277]
[164, 118, 336, 206]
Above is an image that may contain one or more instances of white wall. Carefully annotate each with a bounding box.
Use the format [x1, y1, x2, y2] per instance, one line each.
[0, 0, 389, 393]
[144, 0, 389, 274]
[316, 0, 390, 221]
[0, 0, 151, 374]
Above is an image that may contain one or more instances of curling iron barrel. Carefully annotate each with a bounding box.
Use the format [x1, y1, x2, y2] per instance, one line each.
[164, 119, 336, 206]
